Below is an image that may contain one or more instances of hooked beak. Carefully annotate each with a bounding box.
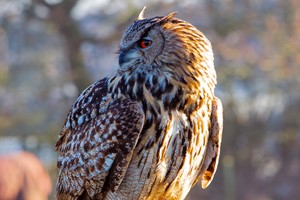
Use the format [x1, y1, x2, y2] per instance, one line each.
[118, 49, 140, 68]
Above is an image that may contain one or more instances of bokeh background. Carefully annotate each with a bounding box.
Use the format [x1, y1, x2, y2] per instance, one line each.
[0, 0, 299, 199]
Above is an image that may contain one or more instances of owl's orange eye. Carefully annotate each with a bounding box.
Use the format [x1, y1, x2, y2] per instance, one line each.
[139, 39, 152, 49]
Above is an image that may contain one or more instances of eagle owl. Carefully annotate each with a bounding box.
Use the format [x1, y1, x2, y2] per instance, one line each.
[55, 8, 223, 200]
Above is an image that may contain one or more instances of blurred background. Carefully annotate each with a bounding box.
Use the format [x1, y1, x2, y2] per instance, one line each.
[0, 0, 299, 199]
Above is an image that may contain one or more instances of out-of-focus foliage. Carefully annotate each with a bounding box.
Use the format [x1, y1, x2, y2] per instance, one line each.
[0, 0, 299, 199]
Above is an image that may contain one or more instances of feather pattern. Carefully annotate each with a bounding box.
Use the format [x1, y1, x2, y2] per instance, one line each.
[55, 9, 223, 200]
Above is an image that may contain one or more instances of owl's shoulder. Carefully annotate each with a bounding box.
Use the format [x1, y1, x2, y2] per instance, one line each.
[55, 77, 144, 153]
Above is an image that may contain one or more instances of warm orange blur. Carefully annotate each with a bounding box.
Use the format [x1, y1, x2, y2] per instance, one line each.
[0, 152, 52, 200]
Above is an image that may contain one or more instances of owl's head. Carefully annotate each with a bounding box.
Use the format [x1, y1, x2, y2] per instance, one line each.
[117, 8, 216, 98]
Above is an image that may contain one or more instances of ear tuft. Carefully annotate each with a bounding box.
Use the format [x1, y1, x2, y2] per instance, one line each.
[137, 6, 147, 20]
[161, 12, 177, 21]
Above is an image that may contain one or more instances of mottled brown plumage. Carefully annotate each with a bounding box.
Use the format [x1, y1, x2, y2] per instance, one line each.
[55, 8, 223, 200]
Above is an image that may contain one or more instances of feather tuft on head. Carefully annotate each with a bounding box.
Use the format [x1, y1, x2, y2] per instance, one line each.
[137, 6, 147, 20]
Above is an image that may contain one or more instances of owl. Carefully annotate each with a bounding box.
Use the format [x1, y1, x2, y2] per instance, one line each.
[55, 7, 223, 200]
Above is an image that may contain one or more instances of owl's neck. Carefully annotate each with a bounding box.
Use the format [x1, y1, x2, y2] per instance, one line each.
[107, 69, 203, 113]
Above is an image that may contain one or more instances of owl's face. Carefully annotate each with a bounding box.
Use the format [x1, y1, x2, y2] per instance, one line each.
[117, 11, 216, 96]
[118, 15, 171, 71]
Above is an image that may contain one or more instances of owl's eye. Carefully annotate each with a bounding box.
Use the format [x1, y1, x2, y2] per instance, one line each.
[138, 39, 152, 49]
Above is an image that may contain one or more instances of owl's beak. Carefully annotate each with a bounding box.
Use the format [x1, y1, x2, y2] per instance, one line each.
[118, 51, 127, 67]
[118, 49, 139, 68]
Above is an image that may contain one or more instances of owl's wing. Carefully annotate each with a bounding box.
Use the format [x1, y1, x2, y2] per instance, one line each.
[200, 97, 223, 188]
[54, 78, 145, 198]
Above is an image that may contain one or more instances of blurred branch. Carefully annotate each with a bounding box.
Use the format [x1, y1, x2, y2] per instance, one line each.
[31, 0, 55, 9]
[24, 0, 142, 90]
[32, 0, 76, 11]
[27, 0, 91, 90]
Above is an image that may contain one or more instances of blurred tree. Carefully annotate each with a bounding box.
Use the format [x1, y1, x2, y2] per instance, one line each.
[25, 0, 146, 90]
[32, 0, 89, 90]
